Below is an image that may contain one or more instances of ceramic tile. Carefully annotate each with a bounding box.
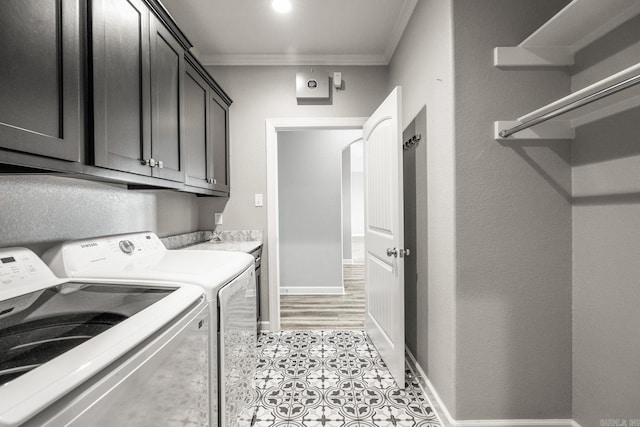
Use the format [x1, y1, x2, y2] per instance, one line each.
[240, 330, 440, 427]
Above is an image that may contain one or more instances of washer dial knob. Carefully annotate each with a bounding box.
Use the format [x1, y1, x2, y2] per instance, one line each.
[118, 240, 135, 254]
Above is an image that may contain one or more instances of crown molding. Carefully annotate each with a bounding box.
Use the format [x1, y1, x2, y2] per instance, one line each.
[384, 0, 419, 62]
[199, 53, 389, 66]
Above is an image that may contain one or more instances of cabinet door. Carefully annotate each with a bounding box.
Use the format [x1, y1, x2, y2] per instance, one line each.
[0, 0, 82, 162]
[184, 64, 212, 190]
[150, 16, 185, 182]
[210, 93, 230, 193]
[92, 0, 151, 176]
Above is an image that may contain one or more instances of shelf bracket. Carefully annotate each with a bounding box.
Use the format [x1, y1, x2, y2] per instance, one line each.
[494, 121, 574, 140]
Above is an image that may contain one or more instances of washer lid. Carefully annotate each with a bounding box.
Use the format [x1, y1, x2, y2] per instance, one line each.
[0, 282, 176, 387]
[0, 279, 204, 427]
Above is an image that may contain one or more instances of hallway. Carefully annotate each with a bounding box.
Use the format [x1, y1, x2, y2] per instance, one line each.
[280, 264, 365, 330]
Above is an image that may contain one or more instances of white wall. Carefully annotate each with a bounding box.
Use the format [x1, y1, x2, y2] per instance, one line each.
[0, 175, 198, 255]
[278, 130, 360, 293]
[342, 147, 352, 259]
[349, 140, 365, 236]
[570, 14, 640, 427]
[199, 65, 388, 317]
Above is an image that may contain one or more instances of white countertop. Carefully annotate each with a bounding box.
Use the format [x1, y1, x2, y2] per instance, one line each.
[184, 240, 262, 254]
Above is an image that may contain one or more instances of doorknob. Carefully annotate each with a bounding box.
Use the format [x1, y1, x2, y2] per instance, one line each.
[386, 248, 398, 257]
[399, 248, 411, 258]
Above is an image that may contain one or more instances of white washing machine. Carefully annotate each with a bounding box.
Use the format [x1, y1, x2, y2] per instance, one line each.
[43, 232, 257, 427]
[0, 247, 209, 427]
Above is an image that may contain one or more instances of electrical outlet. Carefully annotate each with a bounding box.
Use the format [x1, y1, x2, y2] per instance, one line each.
[255, 193, 264, 207]
[214, 213, 223, 225]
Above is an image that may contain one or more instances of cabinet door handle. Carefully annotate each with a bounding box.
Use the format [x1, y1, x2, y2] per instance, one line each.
[142, 158, 157, 167]
[157, 160, 163, 169]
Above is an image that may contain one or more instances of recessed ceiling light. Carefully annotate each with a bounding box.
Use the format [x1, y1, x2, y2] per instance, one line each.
[271, 0, 292, 13]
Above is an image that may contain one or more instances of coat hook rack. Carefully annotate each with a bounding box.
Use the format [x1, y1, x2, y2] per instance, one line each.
[403, 134, 421, 151]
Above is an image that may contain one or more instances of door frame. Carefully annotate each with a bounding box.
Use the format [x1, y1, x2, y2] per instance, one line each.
[265, 117, 367, 331]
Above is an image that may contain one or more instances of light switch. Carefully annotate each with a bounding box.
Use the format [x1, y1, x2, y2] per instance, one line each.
[255, 193, 264, 207]
[214, 213, 223, 225]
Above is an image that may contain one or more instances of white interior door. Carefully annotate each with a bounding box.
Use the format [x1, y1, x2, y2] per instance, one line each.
[363, 86, 405, 388]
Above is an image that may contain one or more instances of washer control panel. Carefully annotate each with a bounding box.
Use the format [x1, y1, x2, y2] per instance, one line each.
[42, 232, 167, 278]
[0, 248, 59, 292]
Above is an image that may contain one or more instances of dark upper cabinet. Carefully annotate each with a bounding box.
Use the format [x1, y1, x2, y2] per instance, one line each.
[0, 0, 83, 162]
[183, 54, 231, 195]
[92, 0, 185, 182]
[92, 0, 151, 176]
[210, 92, 230, 193]
[149, 15, 185, 182]
[184, 61, 212, 190]
[0, 0, 229, 195]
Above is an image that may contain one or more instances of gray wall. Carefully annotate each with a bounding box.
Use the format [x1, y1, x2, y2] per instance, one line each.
[278, 130, 360, 292]
[388, 0, 458, 413]
[453, 0, 572, 420]
[199, 65, 388, 318]
[571, 15, 640, 427]
[389, 0, 574, 420]
[0, 175, 198, 255]
[402, 112, 417, 362]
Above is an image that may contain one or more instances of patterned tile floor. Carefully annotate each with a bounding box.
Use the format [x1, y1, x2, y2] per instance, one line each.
[237, 330, 441, 427]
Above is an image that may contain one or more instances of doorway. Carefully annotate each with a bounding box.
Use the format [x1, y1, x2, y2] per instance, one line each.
[342, 139, 365, 266]
[277, 131, 365, 330]
[265, 117, 367, 331]
[266, 88, 409, 388]
[403, 106, 427, 367]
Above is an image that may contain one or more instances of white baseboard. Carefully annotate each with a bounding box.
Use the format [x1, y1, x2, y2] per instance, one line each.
[404, 347, 579, 427]
[258, 320, 270, 331]
[280, 286, 345, 295]
[454, 420, 579, 427]
[405, 347, 450, 426]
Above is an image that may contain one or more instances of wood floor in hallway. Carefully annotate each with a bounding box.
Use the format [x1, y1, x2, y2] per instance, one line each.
[280, 263, 365, 330]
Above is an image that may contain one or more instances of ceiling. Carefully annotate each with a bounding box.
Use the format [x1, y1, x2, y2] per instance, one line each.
[160, 0, 418, 66]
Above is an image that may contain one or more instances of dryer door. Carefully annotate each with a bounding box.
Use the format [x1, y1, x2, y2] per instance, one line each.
[218, 266, 257, 426]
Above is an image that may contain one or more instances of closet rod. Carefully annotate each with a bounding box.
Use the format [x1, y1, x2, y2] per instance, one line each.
[499, 73, 640, 138]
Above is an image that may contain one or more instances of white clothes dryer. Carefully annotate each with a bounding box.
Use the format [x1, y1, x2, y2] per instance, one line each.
[43, 232, 257, 427]
[0, 247, 209, 427]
